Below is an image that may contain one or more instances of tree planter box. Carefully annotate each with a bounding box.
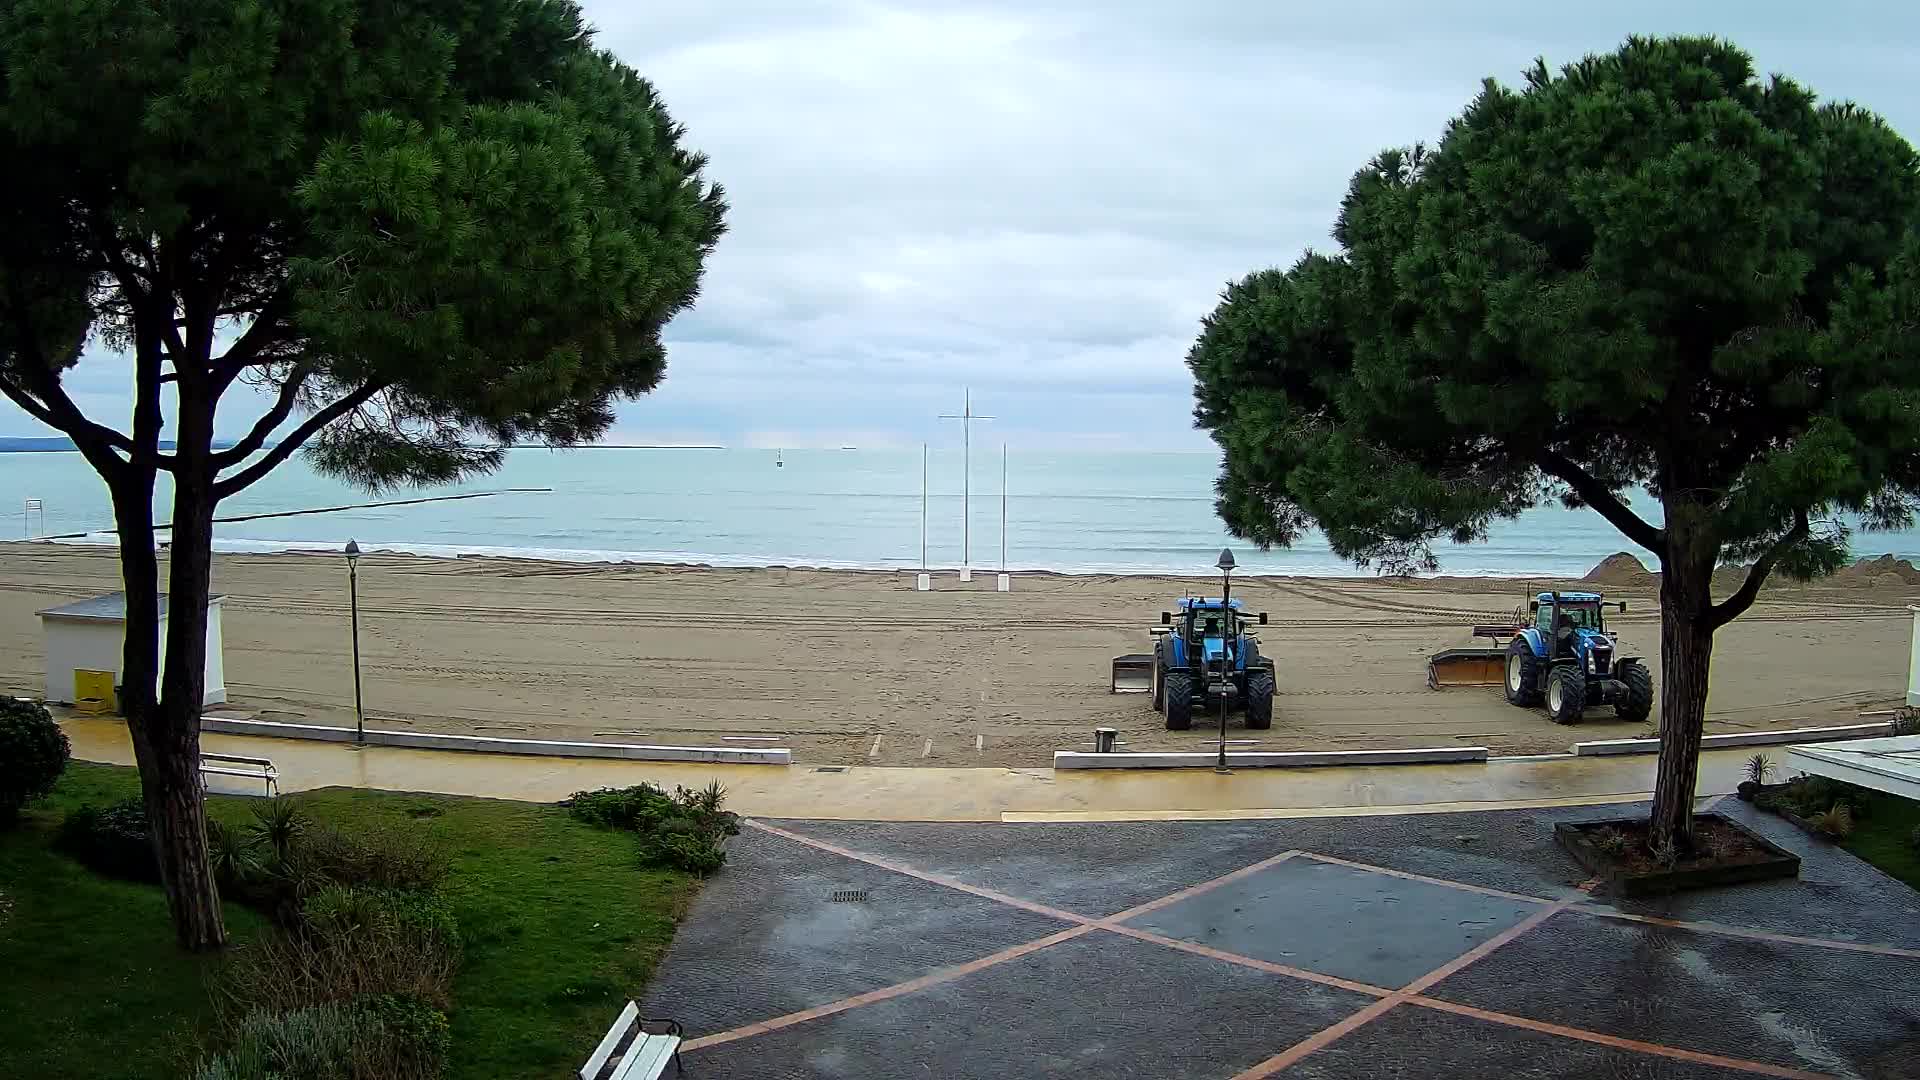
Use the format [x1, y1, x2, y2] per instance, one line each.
[1554, 814, 1800, 896]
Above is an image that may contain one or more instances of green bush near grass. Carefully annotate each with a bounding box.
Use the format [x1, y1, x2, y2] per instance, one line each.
[564, 781, 739, 875]
[3, 764, 701, 1080]
[0, 696, 69, 824]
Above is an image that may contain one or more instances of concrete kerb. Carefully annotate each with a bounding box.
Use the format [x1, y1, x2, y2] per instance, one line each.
[197, 716, 792, 765]
[1571, 721, 1893, 758]
[1053, 747, 1488, 770]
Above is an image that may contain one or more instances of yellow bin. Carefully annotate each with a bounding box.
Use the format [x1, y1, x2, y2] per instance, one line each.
[73, 669, 117, 716]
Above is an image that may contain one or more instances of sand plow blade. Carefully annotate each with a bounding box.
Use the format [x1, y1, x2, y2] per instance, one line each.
[1111, 653, 1155, 694]
[1426, 648, 1506, 689]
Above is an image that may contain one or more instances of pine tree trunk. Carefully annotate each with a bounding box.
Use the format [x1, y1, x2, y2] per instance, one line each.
[146, 390, 227, 951]
[1649, 513, 1718, 854]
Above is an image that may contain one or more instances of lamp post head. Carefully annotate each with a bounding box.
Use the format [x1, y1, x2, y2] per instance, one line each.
[1216, 548, 1236, 573]
[344, 539, 360, 565]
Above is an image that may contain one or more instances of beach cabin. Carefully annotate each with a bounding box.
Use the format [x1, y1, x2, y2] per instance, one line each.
[37, 592, 227, 708]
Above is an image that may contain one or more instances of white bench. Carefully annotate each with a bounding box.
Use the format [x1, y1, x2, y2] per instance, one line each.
[580, 1001, 683, 1080]
[198, 752, 278, 797]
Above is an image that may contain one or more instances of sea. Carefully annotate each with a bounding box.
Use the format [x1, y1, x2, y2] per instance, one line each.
[5, 447, 1920, 578]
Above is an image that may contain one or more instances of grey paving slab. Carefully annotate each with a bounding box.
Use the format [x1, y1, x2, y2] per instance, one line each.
[1278, 1004, 1756, 1079]
[682, 930, 1377, 1079]
[1590, 799, 1920, 951]
[1125, 857, 1540, 989]
[639, 828, 1074, 1035]
[1428, 909, 1920, 1077]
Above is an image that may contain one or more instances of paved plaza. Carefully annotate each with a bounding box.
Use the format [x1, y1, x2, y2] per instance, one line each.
[643, 799, 1920, 1079]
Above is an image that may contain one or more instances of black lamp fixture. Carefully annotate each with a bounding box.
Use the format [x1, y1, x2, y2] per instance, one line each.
[344, 540, 365, 745]
[1215, 548, 1235, 773]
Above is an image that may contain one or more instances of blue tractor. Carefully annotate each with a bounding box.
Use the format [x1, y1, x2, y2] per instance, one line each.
[1112, 598, 1275, 730]
[1503, 591, 1653, 725]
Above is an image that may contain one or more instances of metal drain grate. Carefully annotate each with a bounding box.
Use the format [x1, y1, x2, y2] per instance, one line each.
[830, 889, 869, 903]
[813, 766, 848, 773]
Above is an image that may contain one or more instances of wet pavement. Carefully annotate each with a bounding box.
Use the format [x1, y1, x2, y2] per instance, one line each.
[642, 799, 1920, 1079]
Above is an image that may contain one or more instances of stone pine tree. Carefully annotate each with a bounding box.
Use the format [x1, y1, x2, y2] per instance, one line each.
[0, 0, 725, 948]
[1189, 37, 1920, 851]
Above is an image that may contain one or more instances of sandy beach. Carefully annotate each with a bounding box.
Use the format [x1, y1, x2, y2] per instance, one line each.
[1, 544, 1912, 766]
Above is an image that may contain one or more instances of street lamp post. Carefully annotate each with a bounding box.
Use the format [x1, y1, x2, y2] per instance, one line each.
[1215, 548, 1236, 774]
[345, 540, 365, 745]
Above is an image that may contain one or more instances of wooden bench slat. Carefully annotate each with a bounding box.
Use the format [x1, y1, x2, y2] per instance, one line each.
[580, 1000, 640, 1080]
[611, 1033, 679, 1080]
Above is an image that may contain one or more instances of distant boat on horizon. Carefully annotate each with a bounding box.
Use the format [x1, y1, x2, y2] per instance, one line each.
[775, 449, 784, 468]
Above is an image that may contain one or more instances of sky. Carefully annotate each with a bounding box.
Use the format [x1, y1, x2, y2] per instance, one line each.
[7, 1, 1919, 451]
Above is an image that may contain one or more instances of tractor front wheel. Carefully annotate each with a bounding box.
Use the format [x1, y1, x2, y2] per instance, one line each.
[1163, 670, 1194, 731]
[1244, 668, 1275, 730]
[1504, 638, 1542, 706]
[1616, 660, 1653, 723]
[1547, 665, 1586, 725]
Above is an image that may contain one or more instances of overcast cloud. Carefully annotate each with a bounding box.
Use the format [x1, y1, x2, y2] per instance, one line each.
[9, 1, 1918, 449]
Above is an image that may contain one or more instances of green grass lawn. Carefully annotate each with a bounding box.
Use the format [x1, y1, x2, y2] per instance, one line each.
[1841, 788, 1920, 891]
[0, 764, 701, 1080]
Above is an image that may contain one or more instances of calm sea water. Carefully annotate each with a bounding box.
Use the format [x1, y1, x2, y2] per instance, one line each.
[4, 447, 1919, 577]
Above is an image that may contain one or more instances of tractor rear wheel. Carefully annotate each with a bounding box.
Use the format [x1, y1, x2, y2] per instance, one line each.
[1244, 668, 1275, 730]
[1504, 638, 1542, 706]
[1616, 660, 1653, 723]
[1547, 665, 1586, 725]
[1163, 670, 1194, 731]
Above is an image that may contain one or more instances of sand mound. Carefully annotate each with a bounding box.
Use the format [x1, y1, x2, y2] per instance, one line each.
[1583, 552, 1656, 587]
[1827, 554, 1920, 588]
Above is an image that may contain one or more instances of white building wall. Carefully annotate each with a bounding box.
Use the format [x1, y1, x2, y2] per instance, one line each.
[40, 599, 228, 706]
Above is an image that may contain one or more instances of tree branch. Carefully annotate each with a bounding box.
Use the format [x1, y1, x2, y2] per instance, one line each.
[1535, 451, 1666, 554]
[212, 382, 386, 501]
[209, 291, 292, 395]
[1707, 511, 1809, 630]
[210, 363, 315, 468]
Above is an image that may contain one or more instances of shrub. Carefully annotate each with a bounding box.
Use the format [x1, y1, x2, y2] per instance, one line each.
[0, 696, 69, 824]
[641, 830, 728, 875]
[1744, 754, 1773, 785]
[56, 797, 158, 881]
[216, 887, 461, 1015]
[1910, 824, 1920, 853]
[564, 783, 679, 831]
[1809, 803, 1854, 840]
[570, 781, 739, 874]
[196, 995, 449, 1080]
[1588, 827, 1629, 856]
[1892, 709, 1920, 737]
[287, 823, 450, 894]
[247, 797, 307, 862]
[208, 819, 266, 894]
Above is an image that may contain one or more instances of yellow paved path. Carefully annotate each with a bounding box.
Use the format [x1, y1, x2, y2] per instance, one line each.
[60, 717, 1759, 821]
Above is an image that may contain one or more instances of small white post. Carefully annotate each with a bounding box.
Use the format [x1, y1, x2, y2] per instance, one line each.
[916, 572, 931, 592]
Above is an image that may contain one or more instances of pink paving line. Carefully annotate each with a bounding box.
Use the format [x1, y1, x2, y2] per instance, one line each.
[1406, 997, 1836, 1080]
[679, 925, 1093, 1053]
[1572, 906, 1920, 960]
[1100, 850, 1304, 923]
[1228, 887, 1592, 1079]
[744, 820, 1096, 926]
[1102, 924, 1393, 998]
[1296, 851, 1559, 905]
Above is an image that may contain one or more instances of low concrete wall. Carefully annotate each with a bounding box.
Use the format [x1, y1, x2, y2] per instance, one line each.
[1571, 721, 1893, 758]
[1053, 746, 1488, 770]
[198, 717, 791, 765]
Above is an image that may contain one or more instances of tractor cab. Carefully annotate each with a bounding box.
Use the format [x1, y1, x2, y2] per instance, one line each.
[1530, 592, 1611, 660]
[1162, 598, 1266, 668]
